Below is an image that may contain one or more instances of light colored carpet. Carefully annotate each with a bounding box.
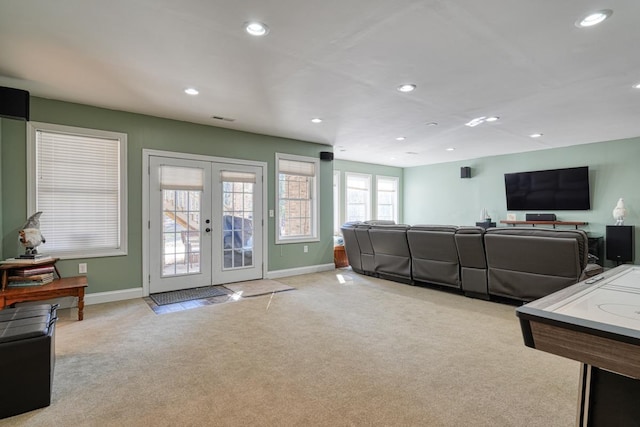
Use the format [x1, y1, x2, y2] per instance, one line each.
[3, 270, 579, 426]
[224, 279, 294, 297]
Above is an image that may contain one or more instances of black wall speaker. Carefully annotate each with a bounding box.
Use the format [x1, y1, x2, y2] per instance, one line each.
[320, 151, 334, 161]
[606, 225, 634, 262]
[525, 213, 557, 221]
[460, 166, 471, 178]
[0, 86, 30, 121]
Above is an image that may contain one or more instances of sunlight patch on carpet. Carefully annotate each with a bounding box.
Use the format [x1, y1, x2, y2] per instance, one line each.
[224, 279, 295, 297]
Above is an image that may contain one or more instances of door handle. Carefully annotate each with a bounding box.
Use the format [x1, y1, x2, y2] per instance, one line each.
[205, 228, 211, 233]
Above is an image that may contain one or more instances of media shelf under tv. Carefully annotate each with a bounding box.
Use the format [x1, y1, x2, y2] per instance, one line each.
[500, 220, 588, 229]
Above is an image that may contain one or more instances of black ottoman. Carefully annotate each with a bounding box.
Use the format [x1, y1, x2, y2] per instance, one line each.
[0, 304, 57, 419]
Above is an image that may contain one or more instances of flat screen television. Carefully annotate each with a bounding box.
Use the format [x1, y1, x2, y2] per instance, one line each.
[504, 166, 590, 211]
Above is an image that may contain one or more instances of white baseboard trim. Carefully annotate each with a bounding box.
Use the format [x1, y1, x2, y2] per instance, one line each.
[33, 288, 144, 309]
[29, 266, 334, 309]
[266, 263, 335, 280]
[85, 287, 144, 305]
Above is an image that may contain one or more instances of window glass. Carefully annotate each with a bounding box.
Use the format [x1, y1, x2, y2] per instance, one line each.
[376, 176, 399, 222]
[346, 173, 371, 222]
[276, 153, 319, 243]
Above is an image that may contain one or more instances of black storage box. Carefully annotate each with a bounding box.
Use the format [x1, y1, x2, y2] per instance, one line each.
[0, 304, 57, 419]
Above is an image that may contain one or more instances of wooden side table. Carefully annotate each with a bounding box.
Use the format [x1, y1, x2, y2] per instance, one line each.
[334, 246, 349, 268]
[0, 258, 88, 320]
[0, 277, 88, 320]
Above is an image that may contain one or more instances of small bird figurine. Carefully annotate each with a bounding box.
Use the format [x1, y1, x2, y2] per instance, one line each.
[612, 198, 627, 226]
[18, 211, 46, 256]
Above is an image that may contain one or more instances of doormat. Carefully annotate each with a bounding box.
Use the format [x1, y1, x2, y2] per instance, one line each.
[224, 279, 295, 297]
[150, 285, 230, 306]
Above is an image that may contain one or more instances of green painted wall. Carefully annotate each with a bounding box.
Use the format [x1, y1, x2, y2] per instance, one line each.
[333, 159, 404, 227]
[404, 138, 640, 265]
[1, 98, 334, 294]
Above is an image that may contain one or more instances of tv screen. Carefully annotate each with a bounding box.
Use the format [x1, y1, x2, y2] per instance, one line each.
[504, 166, 590, 211]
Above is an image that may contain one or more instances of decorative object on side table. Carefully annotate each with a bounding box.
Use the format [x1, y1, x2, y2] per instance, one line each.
[476, 208, 495, 229]
[18, 212, 46, 259]
[612, 198, 627, 225]
[479, 208, 491, 222]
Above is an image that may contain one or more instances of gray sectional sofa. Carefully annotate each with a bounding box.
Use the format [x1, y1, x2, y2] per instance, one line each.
[341, 222, 601, 302]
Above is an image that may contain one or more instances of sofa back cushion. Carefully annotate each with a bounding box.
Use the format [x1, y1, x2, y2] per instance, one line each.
[455, 227, 487, 269]
[407, 225, 460, 288]
[484, 227, 587, 301]
[368, 225, 411, 279]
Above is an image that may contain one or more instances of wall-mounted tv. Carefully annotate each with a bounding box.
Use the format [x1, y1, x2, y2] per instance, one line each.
[504, 166, 590, 211]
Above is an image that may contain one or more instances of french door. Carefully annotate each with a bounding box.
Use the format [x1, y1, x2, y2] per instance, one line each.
[149, 155, 263, 293]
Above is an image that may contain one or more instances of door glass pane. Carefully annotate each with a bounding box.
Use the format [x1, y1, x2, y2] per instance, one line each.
[161, 188, 201, 276]
[222, 171, 255, 270]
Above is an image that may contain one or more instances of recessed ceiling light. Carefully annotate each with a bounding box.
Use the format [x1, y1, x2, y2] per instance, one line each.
[396, 137, 406, 141]
[446, 147, 455, 151]
[576, 9, 612, 28]
[529, 133, 543, 138]
[465, 117, 486, 127]
[245, 21, 269, 36]
[311, 118, 323, 123]
[425, 122, 438, 126]
[397, 84, 416, 93]
[184, 88, 199, 95]
[485, 116, 499, 122]
[633, 83, 640, 89]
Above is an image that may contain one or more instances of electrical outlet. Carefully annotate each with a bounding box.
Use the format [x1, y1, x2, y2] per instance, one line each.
[303, 245, 308, 253]
[269, 209, 274, 218]
[79, 263, 87, 274]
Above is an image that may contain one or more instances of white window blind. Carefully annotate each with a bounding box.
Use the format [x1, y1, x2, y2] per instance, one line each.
[221, 170, 256, 183]
[160, 165, 204, 190]
[29, 123, 127, 258]
[278, 159, 315, 177]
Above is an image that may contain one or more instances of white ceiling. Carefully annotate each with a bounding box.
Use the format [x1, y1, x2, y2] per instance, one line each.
[1, 1, 639, 167]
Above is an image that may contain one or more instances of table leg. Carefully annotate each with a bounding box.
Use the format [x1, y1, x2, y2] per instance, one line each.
[77, 288, 85, 321]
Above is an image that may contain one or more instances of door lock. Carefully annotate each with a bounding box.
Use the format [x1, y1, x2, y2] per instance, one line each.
[205, 219, 210, 224]
[205, 228, 211, 233]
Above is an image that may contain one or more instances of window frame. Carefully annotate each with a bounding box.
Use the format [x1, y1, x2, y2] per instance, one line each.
[345, 172, 372, 223]
[27, 122, 128, 259]
[275, 153, 320, 244]
[333, 170, 340, 235]
[376, 175, 399, 223]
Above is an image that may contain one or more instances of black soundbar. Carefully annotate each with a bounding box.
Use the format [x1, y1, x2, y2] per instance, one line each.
[525, 213, 557, 221]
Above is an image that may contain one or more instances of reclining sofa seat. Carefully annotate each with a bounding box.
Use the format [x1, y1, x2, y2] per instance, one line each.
[407, 225, 460, 289]
[340, 222, 363, 274]
[368, 224, 412, 283]
[454, 227, 489, 299]
[484, 227, 589, 302]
